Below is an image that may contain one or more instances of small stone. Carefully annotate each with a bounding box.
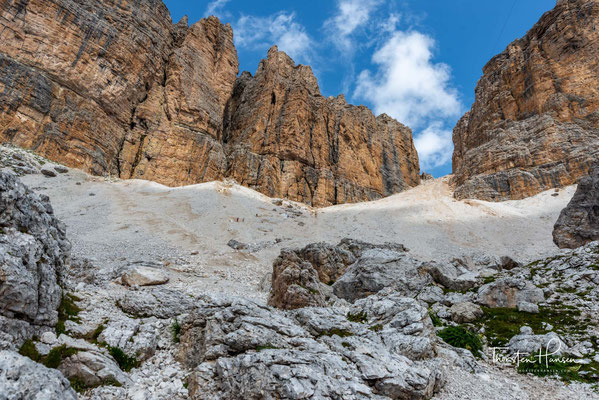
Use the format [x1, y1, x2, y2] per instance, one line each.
[40, 331, 57, 345]
[520, 326, 533, 335]
[517, 301, 539, 314]
[54, 165, 69, 174]
[40, 167, 57, 177]
[227, 239, 248, 250]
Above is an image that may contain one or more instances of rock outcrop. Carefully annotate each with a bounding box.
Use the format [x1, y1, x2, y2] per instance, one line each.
[553, 168, 599, 248]
[0, 1, 420, 206]
[179, 295, 443, 400]
[0, 172, 70, 347]
[268, 239, 411, 309]
[452, 0, 599, 201]
[0, 350, 77, 400]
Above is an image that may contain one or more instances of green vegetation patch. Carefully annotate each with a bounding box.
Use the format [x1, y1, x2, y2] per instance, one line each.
[107, 346, 140, 372]
[44, 345, 78, 369]
[438, 326, 483, 358]
[19, 339, 41, 362]
[56, 294, 83, 335]
[20, 342, 78, 369]
[429, 310, 443, 327]
[256, 344, 280, 351]
[479, 306, 584, 347]
[318, 328, 353, 338]
[68, 377, 122, 394]
[518, 357, 599, 384]
[346, 311, 368, 324]
[171, 319, 181, 343]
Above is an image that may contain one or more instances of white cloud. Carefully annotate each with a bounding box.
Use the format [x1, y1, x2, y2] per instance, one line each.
[355, 31, 460, 127]
[325, 0, 382, 51]
[204, 0, 231, 18]
[355, 30, 461, 171]
[234, 13, 312, 62]
[414, 124, 454, 170]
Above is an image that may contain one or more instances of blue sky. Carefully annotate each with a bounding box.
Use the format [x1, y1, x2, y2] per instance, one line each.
[163, 0, 556, 177]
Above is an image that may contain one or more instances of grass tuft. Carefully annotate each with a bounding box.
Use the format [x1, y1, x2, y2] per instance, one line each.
[346, 311, 368, 324]
[438, 325, 483, 358]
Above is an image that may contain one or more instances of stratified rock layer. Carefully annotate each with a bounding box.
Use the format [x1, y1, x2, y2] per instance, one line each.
[452, 0, 599, 201]
[553, 168, 599, 248]
[0, 1, 420, 206]
[223, 47, 420, 205]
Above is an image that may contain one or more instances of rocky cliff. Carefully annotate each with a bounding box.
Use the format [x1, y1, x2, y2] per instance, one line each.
[0, 0, 420, 206]
[553, 167, 599, 248]
[452, 0, 599, 201]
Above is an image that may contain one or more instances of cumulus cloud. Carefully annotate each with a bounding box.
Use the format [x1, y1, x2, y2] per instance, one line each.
[414, 123, 454, 170]
[234, 13, 312, 62]
[204, 0, 231, 18]
[355, 31, 460, 128]
[355, 30, 461, 171]
[325, 0, 382, 51]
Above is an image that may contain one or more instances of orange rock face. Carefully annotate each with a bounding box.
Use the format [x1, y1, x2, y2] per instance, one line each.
[0, 0, 420, 206]
[452, 0, 599, 201]
[223, 47, 420, 206]
[0, 0, 174, 175]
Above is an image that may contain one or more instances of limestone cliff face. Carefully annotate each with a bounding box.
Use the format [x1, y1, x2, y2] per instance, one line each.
[223, 47, 420, 206]
[452, 0, 599, 201]
[0, 0, 420, 206]
[0, 0, 174, 175]
[118, 16, 239, 186]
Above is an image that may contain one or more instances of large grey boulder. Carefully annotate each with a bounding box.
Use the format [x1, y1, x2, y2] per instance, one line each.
[450, 302, 484, 323]
[553, 168, 599, 249]
[477, 277, 544, 308]
[0, 172, 70, 347]
[423, 260, 480, 291]
[180, 295, 443, 400]
[121, 266, 169, 287]
[333, 249, 431, 303]
[507, 327, 567, 356]
[0, 350, 77, 399]
[269, 239, 410, 309]
[117, 288, 198, 319]
[58, 350, 131, 388]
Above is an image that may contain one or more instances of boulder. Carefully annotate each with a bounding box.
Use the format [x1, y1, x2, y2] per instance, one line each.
[0, 350, 77, 399]
[507, 327, 567, 356]
[268, 250, 328, 310]
[269, 239, 410, 309]
[477, 278, 544, 308]
[424, 260, 479, 291]
[517, 301, 539, 314]
[553, 168, 599, 249]
[333, 249, 431, 303]
[450, 302, 484, 323]
[59, 350, 130, 387]
[40, 167, 57, 177]
[121, 266, 169, 287]
[333, 249, 432, 302]
[117, 288, 198, 319]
